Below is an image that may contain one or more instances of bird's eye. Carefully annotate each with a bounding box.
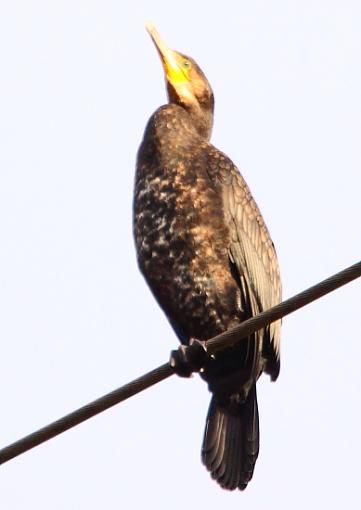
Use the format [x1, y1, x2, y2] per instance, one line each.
[183, 61, 191, 69]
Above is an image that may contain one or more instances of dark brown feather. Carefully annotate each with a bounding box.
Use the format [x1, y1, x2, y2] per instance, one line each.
[202, 386, 259, 490]
[134, 35, 281, 490]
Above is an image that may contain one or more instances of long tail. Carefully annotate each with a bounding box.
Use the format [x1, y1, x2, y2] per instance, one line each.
[201, 385, 259, 491]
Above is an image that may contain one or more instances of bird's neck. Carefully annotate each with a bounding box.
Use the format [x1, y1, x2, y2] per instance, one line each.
[188, 106, 213, 140]
[173, 101, 213, 141]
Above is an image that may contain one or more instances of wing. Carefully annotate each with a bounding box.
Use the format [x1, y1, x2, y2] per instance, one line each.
[206, 146, 282, 380]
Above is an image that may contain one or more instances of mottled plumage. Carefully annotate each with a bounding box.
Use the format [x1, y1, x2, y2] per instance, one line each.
[134, 24, 281, 490]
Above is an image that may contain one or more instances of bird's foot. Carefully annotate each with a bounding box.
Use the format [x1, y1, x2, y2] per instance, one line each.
[170, 338, 208, 378]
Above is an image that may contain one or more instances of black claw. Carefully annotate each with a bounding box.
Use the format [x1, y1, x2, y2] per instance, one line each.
[169, 339, 208, 378]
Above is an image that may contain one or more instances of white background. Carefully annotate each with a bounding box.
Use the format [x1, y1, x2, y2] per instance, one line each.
[1, 1, 360, 508]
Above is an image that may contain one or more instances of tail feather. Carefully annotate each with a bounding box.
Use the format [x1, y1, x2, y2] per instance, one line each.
[202, 386, 259, 491]
[218, 413, 241, 489]
[208, 412, 226, 473]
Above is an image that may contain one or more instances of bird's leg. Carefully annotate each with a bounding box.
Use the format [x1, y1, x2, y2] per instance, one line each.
[170, 338, 208, 378]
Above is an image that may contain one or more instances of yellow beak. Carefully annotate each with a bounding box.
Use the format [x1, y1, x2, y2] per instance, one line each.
[145, 22, 189, 86]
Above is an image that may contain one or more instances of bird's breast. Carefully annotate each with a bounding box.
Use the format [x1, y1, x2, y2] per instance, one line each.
[134, 128, 240, 342]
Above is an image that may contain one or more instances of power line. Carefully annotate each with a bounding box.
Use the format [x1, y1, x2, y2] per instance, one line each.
[207, 260, 361, 354]
[0, 363, 172, 465]
[0, 260, 360, 466]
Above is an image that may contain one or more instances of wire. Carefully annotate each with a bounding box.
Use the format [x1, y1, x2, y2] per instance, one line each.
[0, 363, 173, 465]
[0, 260, 360, 466]
[207, 260, 361, 354]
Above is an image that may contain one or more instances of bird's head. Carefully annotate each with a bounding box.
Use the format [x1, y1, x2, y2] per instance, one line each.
[145, 22, 214, 139]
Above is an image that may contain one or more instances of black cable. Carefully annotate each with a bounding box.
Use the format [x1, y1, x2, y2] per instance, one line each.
[0, 363, 172, 465]
[0, 260, 360, 466]
[207, 260, 361, 353]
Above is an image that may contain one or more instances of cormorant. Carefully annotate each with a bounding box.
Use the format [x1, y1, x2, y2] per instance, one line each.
[133, 23, 281, 491]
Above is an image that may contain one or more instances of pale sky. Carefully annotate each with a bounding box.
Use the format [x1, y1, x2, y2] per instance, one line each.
[1, 1, 360, 509]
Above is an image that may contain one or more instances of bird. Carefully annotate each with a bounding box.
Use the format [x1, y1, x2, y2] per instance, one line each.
[133, 23, 281, 491]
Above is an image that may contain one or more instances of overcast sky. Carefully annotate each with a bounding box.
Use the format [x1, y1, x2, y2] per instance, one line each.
[1, 1, 360, 509]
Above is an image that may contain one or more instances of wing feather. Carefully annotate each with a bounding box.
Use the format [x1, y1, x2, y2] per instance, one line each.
[207, 147, 281, 378]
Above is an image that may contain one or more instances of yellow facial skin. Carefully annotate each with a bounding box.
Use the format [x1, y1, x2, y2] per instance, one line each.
[145, 22, 191, 89]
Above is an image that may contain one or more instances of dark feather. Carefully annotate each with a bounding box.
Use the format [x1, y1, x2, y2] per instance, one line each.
[135, 27, 281, 490]
[202, 386, 259, 490]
